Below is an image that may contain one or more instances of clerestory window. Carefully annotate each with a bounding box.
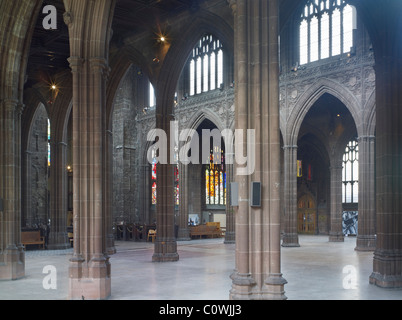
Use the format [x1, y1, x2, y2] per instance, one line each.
[299, 0, 355, 65]
[189, 34, 223, 96]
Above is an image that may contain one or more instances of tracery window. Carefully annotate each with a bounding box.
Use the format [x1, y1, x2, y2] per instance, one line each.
[189, 34, 223, 96]
[342, 139, 358, 204]
[205, 146, 226, 206]
[299, 0, 355, 65]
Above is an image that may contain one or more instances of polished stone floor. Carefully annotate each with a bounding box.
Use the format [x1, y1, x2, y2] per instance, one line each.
[0, 235, 401, 300]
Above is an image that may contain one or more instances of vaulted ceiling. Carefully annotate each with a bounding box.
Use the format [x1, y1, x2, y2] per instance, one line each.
[25, 0, 302, 91]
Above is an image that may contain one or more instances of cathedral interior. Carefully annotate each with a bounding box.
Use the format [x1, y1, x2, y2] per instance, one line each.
[0, 0, 401, 301]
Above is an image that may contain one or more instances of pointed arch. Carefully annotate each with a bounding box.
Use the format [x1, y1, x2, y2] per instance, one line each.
[286, 77, 362, 146]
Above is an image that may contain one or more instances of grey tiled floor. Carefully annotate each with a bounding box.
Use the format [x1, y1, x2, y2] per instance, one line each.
[0, 235, 401, 300]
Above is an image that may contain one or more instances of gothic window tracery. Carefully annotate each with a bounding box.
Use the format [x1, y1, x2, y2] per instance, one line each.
[299, 0, 355, 65]
[189, 34, 223, 96]
[342, 138, 358, 204]
[205, 145, 226, 206]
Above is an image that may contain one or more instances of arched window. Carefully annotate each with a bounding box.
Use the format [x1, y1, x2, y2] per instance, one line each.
[299, 0, 355, 65]
[205, 145, 226, 206]
[342, 139, 358, 204]
[189, 34, 224, 96]
[149, 82, 155, 108]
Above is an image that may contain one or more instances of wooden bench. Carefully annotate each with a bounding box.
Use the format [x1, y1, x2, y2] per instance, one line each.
[21, 230, 45, 249]
[189, 224, 222, 239]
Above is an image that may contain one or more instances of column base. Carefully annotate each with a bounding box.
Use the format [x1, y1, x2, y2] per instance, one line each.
[369, 249, 402, 289]
[370, 272, 402, 289]
[224, 231, 235, 244]
[229, 272, 287, 300]
[264, 273, 288, 300]
[329, 231, 344, 242]
[282, 233, 300, 247]
[68, 255, 111, 300]
[229, 271, 257, 300]
[47, 232, 70, 250]
[355, 235, 376, 251]
[106, 234, 116, 255]
[152, 239, 179, 262]
[0, 246, 25, 280]
[152, 252, 180, 262]
[177, 228, 191, 241]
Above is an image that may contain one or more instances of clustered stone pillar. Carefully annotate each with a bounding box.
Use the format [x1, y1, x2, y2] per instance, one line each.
[350, 0, 402, 289]
[355, 135, 376, 251]
[369, 54, 402, 288]
[177, 161, 190, 241]
[329, 162, 344, 242]
[152, 113, 179, 262]
[65, 0, 116, 299]
[48, 140, 70, 249]
[229, 0, 287, 300]
[0, 99, 25, 280]
[225, 157, 235, 244]
[68, 56, 112, 300]
[282, 145, 299, 247]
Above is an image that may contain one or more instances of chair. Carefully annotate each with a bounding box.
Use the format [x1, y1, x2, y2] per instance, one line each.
[147, 229, 157, 242]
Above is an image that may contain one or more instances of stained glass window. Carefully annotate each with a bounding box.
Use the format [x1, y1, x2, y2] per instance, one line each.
[174, 165, 179, 206]
[342, 139, 358, 203]
[299, 0, 355, 65]
[189, 34, 224, 96]
[150, 147, 180, 206]
[151, 149, 157, 205]
[205, 146, 226, 206]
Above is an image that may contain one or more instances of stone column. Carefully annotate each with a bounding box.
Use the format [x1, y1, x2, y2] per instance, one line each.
[282, 145, 299, 247]
[105, 130, 115, 255]
[177, 161, 190, 240]
[0, 99, 25, 280]
[351, 0, 402, 289]
[48, 141, 70, 249]
[229, 0, 287, 300]
[67, 56, 112, 300]
[22, 150, 33, 227]
[65, 0, 116, 299]
[225, 157, 235, 244]
[355, 135, 376, 251]
[141, 164, 151, 225]
[152, 114, 179, 262]
[369, 55, 402, 288]
[329, 164, 344, 242]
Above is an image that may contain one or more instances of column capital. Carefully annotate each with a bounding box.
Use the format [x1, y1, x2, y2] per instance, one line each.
[67, 56, 85, 72]
[357, 135, 375, 143]
[63, 11, 73, 27]
[227, 0, 237, 15]
[282, 145, 298, 150]
[2, 98, 19, 111]
[89, 57, 108, 70]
